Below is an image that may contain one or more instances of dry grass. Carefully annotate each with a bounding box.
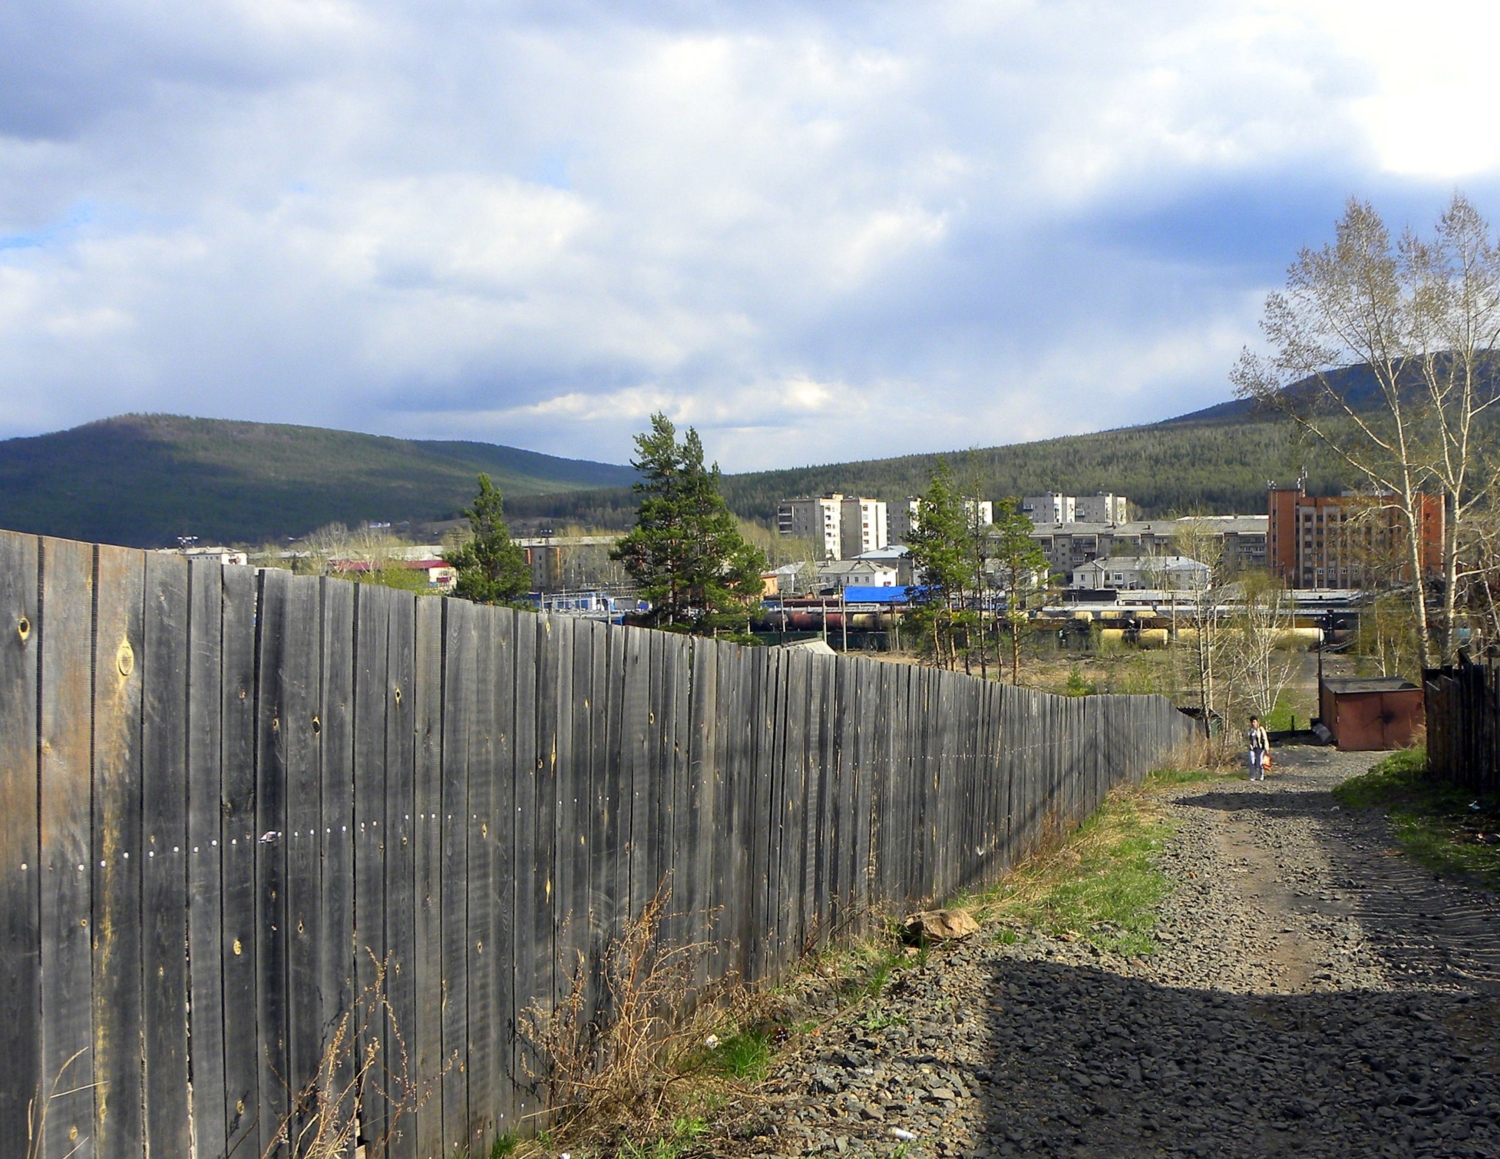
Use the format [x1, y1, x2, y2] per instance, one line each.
[25, 1048, 91, 1159]
[264, 953, 443, 1159]
[519, 882, 765, 1152]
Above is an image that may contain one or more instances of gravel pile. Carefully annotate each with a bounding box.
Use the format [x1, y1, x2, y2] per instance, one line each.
[741, 748, 1500, 1159]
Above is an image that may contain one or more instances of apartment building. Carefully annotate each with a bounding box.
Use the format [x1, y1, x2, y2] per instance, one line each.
[1267, 481, 1443, 589]
[777, 493, 887, 560]
[887, 497, 992, 545]
[840, 496, 888, 559]
[1028, 516, 1267, 579]
[1022, 492, 1128, 525]
[1021, 493, 1075, 524]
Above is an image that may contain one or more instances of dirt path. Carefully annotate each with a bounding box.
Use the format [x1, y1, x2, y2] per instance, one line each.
[752, 749, 1500, 1159]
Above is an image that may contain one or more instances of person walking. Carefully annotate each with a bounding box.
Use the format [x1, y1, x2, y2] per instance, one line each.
[1246, 714, 1270, 781]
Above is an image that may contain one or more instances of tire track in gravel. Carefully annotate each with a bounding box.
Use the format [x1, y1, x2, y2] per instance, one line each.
[750, 747, 1500, 1159]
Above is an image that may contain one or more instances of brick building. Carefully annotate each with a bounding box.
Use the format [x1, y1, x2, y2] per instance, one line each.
[1267, 480, 1444, 589]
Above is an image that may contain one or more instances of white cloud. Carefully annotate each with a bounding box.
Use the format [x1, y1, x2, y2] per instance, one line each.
[1, 0, 1497, 471]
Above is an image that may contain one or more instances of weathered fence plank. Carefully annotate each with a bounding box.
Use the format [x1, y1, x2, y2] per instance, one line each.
[38, 537, 97, 1159]
[412, 594, 445, 1159]
[91, 544, 145, 1159]
[141, 551, 193, 1157]
[220, 564, 260, 1157]
[0, 531, 40, 1152]
[186, 560, 227, 1159]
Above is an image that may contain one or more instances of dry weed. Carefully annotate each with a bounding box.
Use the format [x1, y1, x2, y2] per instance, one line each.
[520, 881, 751, 1145]
[264, 952, 443, 1159]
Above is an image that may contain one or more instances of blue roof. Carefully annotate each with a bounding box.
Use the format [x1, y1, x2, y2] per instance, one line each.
[842, 585, 910, 604]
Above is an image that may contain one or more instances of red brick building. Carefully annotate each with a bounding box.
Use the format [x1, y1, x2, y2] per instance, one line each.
[1267, 479, 1443, 590]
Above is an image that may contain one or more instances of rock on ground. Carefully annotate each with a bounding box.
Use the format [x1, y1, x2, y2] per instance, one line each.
[742, 748, 1500, 1159]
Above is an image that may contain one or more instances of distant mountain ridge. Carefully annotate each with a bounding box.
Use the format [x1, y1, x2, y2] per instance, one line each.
[3, 363, 1452, 547]
[0, 414, 636, 547]
[508, 401, 1345, 530]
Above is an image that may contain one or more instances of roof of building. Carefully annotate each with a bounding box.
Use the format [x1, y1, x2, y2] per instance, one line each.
[816, 559, 894, 575]
[1030, 516, 1268, 536]
[854, 546, 910, 561]
[1076, 555, 1208, 571]
[1321, 676, 1420, 694]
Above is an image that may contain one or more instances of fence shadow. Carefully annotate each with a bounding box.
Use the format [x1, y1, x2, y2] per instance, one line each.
[971, 957, 1500, 1159]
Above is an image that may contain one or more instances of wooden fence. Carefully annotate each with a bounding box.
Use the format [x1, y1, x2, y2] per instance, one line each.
[1425, 655, 1500, 792]
[0, 530, 1195, 1159]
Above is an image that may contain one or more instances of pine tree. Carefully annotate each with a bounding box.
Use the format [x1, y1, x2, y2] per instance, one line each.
[905, 462, 972, 668]
[444, 474, 531, 605]
[989, 497, 1050, 684]
[612, 413, 767, 630]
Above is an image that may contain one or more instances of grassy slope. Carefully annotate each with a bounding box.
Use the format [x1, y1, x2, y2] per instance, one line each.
[0, 414, 636, 547]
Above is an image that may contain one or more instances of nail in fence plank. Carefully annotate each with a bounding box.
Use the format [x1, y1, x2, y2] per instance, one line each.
[90, 543, 145, 1159]
[385, 592, 419, 1159]
[0, 532, 40, 1151]
[220, 564, 260, 1157]
[411, 594, 445, 1158]
[319, 578, 357, 1150]
[37, 536, 97, 1159]
[186, 561, 227, 1158]
[141, 551, 193, 1155]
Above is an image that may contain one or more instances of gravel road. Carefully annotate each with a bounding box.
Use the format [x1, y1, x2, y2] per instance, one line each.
[749, 747, 1500, 1159]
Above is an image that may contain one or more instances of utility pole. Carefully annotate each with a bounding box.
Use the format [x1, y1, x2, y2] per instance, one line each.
[841, 588, 848, 652]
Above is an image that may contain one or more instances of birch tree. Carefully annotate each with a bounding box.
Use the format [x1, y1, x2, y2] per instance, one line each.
[1232, 193, 1500, 665]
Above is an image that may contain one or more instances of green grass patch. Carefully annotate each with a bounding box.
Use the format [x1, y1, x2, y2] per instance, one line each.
[1144, 767, 1221, 786]
[970, 772, 1185, 955]
[619, 1116, 707, 1159]
[1334, 747, 1500, 887]
[711, 1028, 772, 1082]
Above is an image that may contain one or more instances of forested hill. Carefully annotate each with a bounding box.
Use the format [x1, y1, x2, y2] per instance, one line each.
[507, 411, 1347, 529]
[0, 414, 636, 547]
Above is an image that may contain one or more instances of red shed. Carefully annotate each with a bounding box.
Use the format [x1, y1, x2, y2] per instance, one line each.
[1318, 676, 1424, 751]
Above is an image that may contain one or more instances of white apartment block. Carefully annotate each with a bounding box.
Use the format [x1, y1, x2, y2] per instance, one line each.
[1023, 492, 1128, 525]
[1074, 493, 1129, 524]
[778, 495, 845, 558]
[840, 496, 888, 559]
[1022, 493, 1075, 524]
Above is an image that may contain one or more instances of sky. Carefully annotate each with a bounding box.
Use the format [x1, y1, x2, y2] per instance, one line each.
[4, 0, 1500, 471]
